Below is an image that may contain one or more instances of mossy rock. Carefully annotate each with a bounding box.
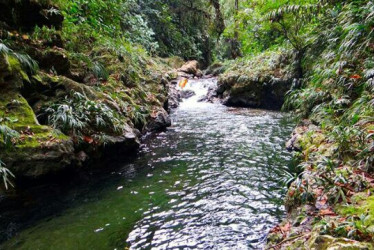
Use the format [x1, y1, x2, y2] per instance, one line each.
[308, 234, 374, 250]
[216, 49, 295, 110]
[0, 89, 74, 178]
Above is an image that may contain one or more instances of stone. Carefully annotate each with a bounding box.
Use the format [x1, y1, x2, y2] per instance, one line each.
[180, 89, 196, 99]
[216, 75, 292, 110]
[146, 109, 171, 132]
[308, 234, 374, 250]
[204, 62, 226, 76]
[41, 49, 70, 75]
[178, 60, 200, 77]
[167, 83, 181, 111]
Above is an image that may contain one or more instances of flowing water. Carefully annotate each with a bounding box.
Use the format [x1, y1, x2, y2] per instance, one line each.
[1, 78, 294, 249]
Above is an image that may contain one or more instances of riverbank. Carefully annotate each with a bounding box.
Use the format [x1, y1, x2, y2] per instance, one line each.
[266, 121, 374, 249]
[205, 46, 374, 248]
[0, 1, 191, 183]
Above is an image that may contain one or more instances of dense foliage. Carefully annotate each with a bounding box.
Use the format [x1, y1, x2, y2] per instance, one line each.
[0, 0, 373, 247]
[223, 0, 374, 246]
[53, 0, 214, 64]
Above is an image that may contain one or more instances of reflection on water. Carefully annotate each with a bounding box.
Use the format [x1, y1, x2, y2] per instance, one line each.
[1, 78, 294, 249]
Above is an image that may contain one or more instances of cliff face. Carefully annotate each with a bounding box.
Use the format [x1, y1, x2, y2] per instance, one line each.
[0, 0, 178, 179]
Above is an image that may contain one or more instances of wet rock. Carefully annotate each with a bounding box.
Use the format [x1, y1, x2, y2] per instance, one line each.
[103, 125, 140, 153]
[3, 137, 75, 178]
[217, 74, 293, 110]
[180, 89, 196, 99]
[197, 95, 208, 102]
[146, 109, 171, 132]
[167, 82, 181, 111]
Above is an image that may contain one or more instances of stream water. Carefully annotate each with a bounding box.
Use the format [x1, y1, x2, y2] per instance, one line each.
[1, 78, 294, 249]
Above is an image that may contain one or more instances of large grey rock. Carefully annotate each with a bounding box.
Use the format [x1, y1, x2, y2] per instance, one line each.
[146, 109, 171, 132]
[217, 74, 293, 110]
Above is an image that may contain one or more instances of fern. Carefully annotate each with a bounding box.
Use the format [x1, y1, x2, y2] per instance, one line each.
[0, 125, 19, 149]
[0, 123, 18, 189]
[45, 92, 123, 137]
[267, 4, 323, 22]
[0, 43, 39, 75]
[0, 160, 14, 190]
[92, 61, 109, 80]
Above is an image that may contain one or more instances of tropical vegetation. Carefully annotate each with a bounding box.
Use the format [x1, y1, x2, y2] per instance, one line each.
[0, 0, 373, 248]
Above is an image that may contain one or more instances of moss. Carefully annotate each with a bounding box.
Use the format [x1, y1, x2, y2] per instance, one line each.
[0, 89, 70, 154]
[307, 234, 374, 250]
[337, 194, 374, 225]
[0, 90, 38, 125]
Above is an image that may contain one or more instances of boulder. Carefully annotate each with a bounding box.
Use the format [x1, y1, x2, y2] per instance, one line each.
[166, 82, 181, 111]
[101, 124, 141, 155]
[178, 60, 200, 77]
[217, 74, 293, 110]
[180, 89, 196, 99]
[3, 138, 75, 178]
[204, 62, 227, 76]
[146, 109, 171, 132]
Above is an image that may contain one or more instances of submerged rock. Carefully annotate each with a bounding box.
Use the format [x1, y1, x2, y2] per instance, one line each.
[180, 89, 196, 99]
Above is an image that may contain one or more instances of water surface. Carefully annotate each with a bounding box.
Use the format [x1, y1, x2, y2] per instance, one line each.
[1, 78, 294, 249]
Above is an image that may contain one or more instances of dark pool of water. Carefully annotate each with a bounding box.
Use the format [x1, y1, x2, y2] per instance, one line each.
[0, 78, 294, 249]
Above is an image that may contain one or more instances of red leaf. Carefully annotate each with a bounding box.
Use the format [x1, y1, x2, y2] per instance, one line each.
[83, 136, 94, 144]
[350, 74, 362, 79]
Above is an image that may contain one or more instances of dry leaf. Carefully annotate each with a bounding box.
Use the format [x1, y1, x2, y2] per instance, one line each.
[280, 222, 291, 233]
[319, 208, 336, 216]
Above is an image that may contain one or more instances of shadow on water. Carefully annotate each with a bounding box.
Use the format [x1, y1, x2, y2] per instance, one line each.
[0, 78, 295, 250]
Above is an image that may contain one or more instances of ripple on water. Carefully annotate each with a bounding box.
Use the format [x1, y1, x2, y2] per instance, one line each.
[126, 79, 294, 249]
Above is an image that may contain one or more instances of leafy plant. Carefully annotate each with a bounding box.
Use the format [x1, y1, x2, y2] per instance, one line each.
[0, 124, 18, 189]
[0, 125, 19, 149]
[0, 160, 14, 190]
[0, 43, 39, 76]
[45, 92, 123, 138]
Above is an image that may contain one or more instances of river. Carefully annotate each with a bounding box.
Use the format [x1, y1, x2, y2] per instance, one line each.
[1, 78, 294, 249]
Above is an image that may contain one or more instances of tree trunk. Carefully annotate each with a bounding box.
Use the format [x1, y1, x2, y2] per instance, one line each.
[209, 0, 225, 38]
[231, 0, 241, 59]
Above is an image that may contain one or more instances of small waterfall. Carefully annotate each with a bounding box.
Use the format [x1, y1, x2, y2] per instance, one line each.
[178, 78, 217, 109]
